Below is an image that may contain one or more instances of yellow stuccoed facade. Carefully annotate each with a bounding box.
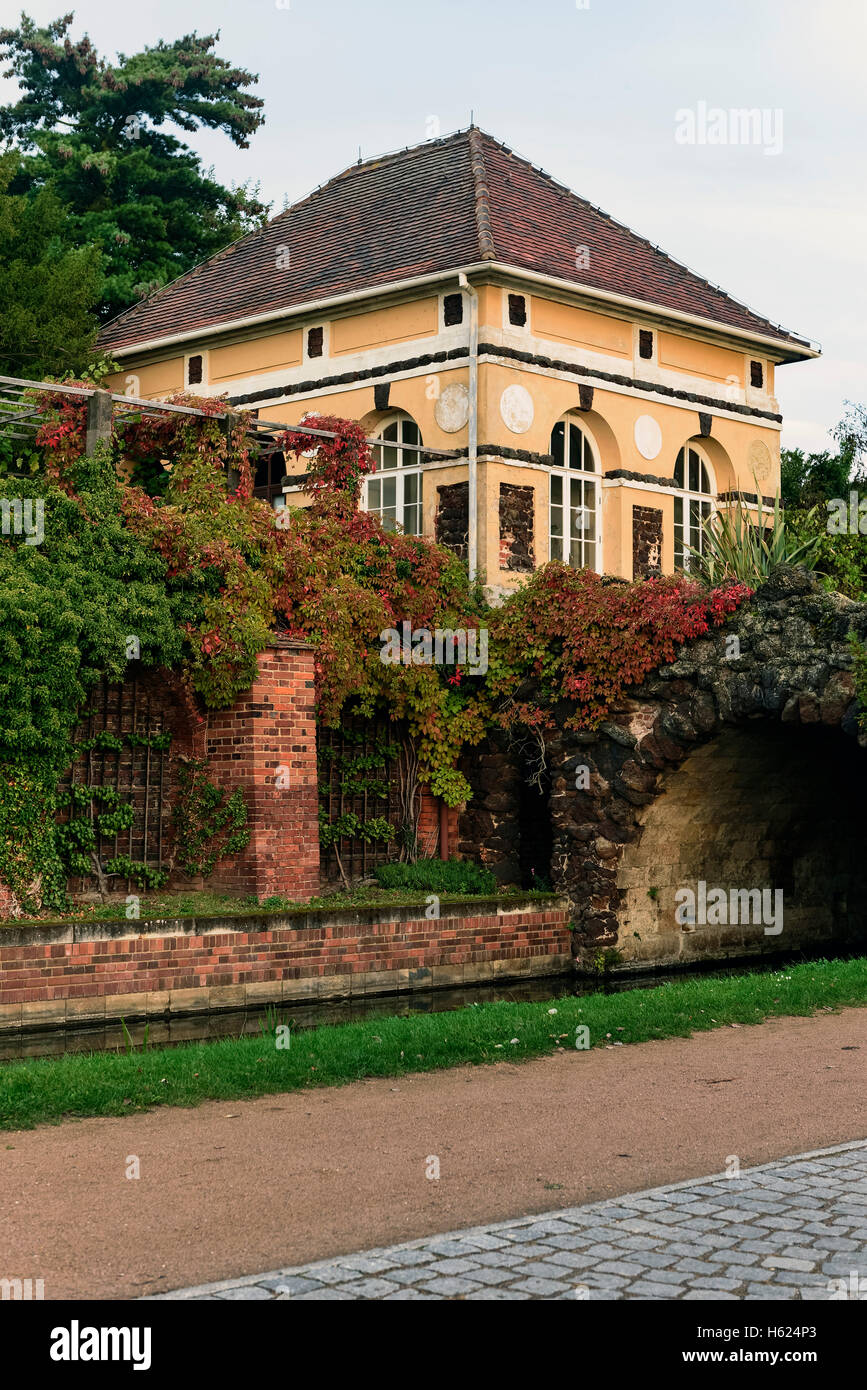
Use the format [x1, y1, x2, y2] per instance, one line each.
[105, 272, 813, 593]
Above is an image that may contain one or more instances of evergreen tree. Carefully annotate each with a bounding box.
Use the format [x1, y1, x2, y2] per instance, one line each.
[0, 13, 268, 322]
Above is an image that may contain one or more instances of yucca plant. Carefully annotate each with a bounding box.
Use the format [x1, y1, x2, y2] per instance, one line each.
[686, 487, 821, 585]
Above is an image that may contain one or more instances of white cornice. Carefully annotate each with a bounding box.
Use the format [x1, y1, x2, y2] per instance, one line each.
[105, 261, 819, 366]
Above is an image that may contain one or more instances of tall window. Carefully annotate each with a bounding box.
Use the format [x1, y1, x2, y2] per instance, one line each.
[673, 444, 714, 570]
[364, 413, 423, 535]
[549, 416, 600, 570]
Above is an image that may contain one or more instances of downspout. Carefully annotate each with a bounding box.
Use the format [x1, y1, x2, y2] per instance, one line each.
[458, 272, 478, 582]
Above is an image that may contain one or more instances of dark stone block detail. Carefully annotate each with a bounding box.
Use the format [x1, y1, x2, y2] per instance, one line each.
[443, 293, 463, 326]
[508, 293, 527, 326]
[633, 504, 663, 579]
[436, 481, 469, 560]
[639, 329, 654, 359]
[578, 384, 594, 411]
[373, 382, 391, 411]
[718, 489, 775, 508]
[699, 412, 712, 437]
[605, 467, 677, 488]
[499, 482, 536, 573]
[228, 346, 784, 425]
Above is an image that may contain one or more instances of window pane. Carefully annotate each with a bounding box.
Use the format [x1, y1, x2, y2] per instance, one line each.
[583, 434, 594, 471]
[674, 449, 684, 488]
[550, 505, 563, 538]
[674, 496, 683, 525]
[551, 475, 562, 504]
[551, 536, 563, 561]
[404, 472, 418, 503]
[583, 485, 597, 539]
[583, 542, 596, 570]
[689, 450, 700, 492]
[367, 478, 381, 510]
[570, 477, 582, 509]
[381, 444, 398, 469]
[551, 422, 565, 469]
[569, 424, 583, 469]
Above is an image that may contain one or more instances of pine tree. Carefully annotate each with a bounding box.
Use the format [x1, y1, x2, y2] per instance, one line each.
[0, 13, 268, 322]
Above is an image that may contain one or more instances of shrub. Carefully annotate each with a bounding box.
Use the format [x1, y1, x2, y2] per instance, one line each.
[374, 856, 497, 895]
[688, 493, 820, 585]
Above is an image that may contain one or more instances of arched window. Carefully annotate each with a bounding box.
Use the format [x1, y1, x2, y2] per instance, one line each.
[364, 412, 423, 534]
[673, 443, 714, 571]
[549, 415, 600, 570]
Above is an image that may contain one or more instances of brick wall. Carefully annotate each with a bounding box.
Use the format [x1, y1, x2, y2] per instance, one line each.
[417, 789, 460, 859]
[0, 898, 572, 1030]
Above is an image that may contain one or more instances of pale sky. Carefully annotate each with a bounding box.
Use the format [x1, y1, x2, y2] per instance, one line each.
[3, 0, 865, 453]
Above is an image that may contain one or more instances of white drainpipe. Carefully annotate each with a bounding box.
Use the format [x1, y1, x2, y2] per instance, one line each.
[458, 272, 479, 582]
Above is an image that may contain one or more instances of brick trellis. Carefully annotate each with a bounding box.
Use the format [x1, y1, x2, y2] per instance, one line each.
[0, 640, 320, 914]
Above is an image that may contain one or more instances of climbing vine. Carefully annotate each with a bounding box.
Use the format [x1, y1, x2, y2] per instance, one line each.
[171, 758, 251, 878]
[0, 388, 753, 911]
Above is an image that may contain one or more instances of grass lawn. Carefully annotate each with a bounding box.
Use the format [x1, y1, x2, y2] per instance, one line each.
[1, 957, 865, 1130]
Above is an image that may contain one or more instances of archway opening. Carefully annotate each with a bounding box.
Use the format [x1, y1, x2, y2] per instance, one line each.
[616, 722, 867, 966]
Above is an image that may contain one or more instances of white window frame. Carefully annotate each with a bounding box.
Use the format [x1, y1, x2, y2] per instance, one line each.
[673, 442, 716, 572]
[364, 412, 424, 536]
[548, 415, 602, 572]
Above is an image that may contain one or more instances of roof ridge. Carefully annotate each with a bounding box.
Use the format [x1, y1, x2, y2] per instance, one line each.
[467, 127, 497, 261]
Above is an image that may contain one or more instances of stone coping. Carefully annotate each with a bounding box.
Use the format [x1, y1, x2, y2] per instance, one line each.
[0, 893, 568, 947]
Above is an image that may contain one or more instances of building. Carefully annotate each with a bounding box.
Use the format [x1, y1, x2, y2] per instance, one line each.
[98, 128, 818, 592]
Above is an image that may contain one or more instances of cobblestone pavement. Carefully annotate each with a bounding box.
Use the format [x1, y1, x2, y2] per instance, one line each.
[152, 1140, 867, 1301]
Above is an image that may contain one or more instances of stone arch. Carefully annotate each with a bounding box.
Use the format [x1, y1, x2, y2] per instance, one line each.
[544, 567, 867, 969]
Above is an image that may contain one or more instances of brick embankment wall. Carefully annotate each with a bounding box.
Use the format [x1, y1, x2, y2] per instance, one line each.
[0, 898, 572, 1032]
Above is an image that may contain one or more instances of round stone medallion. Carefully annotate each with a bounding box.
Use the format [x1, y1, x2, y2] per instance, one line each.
[634, 414, 663, 461]
[500, 384, 534, 435]
[434, 383, 470, 433]
[748, 439, 773, 483]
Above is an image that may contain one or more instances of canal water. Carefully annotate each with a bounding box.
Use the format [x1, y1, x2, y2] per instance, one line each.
[0, 948, 837, 1062]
